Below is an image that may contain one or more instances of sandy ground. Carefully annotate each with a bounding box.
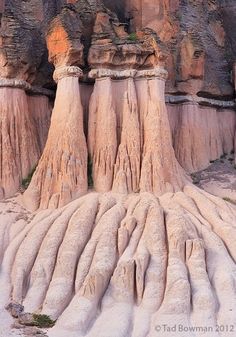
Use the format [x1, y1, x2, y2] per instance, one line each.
[192, 153, 236, 202]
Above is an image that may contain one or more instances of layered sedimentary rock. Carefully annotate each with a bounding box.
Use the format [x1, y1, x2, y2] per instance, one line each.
[24, 66, 88, 210]
[123, 0, 236, 98]
[46, 5, 84, 68]
[1, 185, 236, 337]
[0, 0, 58, 199]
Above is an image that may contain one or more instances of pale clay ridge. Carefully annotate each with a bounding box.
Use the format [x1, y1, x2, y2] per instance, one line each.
[1, 186, 236, 337]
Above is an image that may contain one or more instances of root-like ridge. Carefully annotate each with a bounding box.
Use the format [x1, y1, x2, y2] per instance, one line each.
[1, 187, 236, 337]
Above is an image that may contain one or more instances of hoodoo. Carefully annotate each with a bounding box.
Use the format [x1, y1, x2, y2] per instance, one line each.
[137, 68, 188, 195]
[113, 75, 141, 194]
[24, 66, 88, 210]
[88, 73, 117, 193]
[0, 1, 236, 337]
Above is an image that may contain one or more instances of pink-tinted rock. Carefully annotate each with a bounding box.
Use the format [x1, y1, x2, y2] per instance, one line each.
[88, 76, 117, 192]
[137, 71, 189, 195]
[167, 103, 236, 173]
[24, 67, 87, 210]
[0, 87, 40, 199]
[27, 95, 52, 152]
[113, 78, 141, 193]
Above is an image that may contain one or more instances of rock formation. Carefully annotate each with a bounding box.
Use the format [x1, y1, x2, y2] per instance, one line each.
[166, 102, 236, 173]
[0, 86, 52, 199]
[0, 1, 236, 337]
[24, 66, 88, 210]
[87, 13, 187, 197]
[0, 81, 41, 199]
[137, 69, 188, 195]
[0, 0, 57, 198]
[24, 6, 89, 210]
[88, 74, 117, 192]
[28, 95, 52, 153]
[113, 76, 140, 193]
[88, 66, 189, 196]
[124, 0, 236, 98]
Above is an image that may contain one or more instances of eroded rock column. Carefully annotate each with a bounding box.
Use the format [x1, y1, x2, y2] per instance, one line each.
[136, 68, 189, 195]
[112, 71, 141, 194]
[24, 66, 88, 210]
[88, 69, 142, 194]
[88, 70, 117, 193]
[88, 67, 188, 196]
[0, 79, 40, 199]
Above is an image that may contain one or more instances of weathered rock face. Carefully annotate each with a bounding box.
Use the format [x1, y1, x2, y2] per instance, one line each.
[88, 76, 117, 192]
[28, 95, 52, 152]
[0, 0, 58, 83]
[46, 6, 84, 68]
[88, 10, 167, 70]
[22, 3, 187, 208]
[0, 0, 57, 198]
[120, 0, 236, 98]
[0, 84, 52, 199]
[0, 85, 40, 199]
[86, 10, 188, 197]
[113, 77, 141, 193]
[167, 103, 236, 173]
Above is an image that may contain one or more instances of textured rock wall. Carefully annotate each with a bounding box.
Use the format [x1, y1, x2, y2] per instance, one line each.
[88, 69, 188, 196]
[0, 82, 52, 199]
[167, 104, 236, 173]
[0, 0, 57, 198]
[120, 0, 236, 98]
